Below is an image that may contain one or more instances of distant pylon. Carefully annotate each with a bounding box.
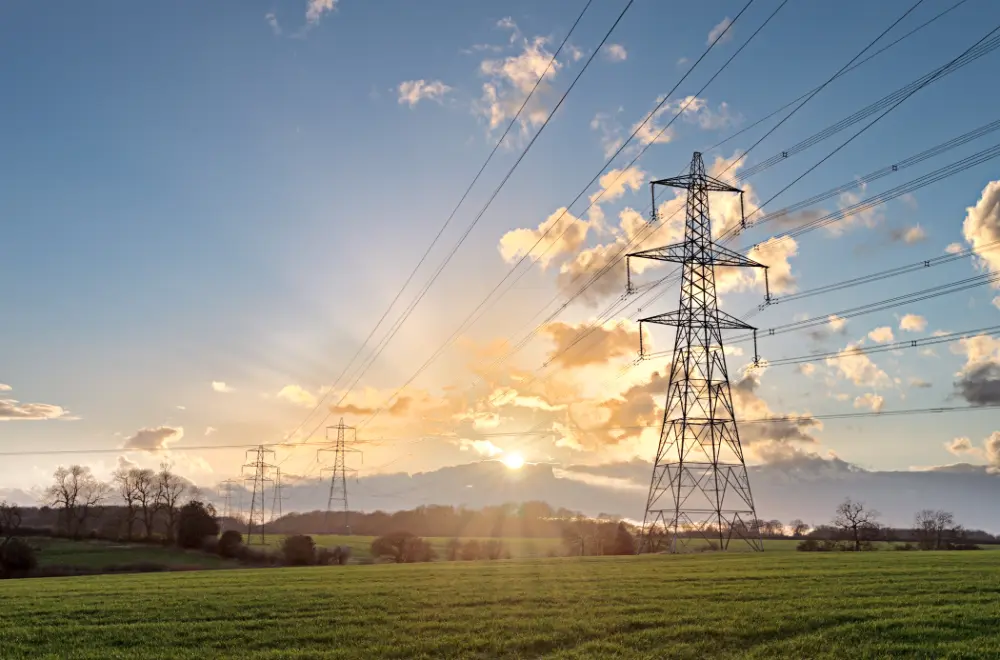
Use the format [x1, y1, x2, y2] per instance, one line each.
[218, 479, 238, 532]
[628, 152, 770, 553]
[318, 418, 361, 534]
[241, 445, 276, 545]
[270, 467, 287, 525]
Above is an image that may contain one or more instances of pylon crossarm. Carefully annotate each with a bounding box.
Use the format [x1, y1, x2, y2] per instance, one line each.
[651, 174, 741, 194]
[627, 241, 766, 268]
[639, 309, 756, 331]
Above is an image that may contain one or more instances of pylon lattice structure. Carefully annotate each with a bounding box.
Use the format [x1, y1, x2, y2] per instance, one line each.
[218, 479, 238, 532]
[318, 418, 361, 535]
[241, 446, 276, 545]
[629, 152, 770, 553]
[270, 468, 287, 523]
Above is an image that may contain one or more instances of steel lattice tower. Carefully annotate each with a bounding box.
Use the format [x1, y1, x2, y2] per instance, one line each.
[218, 479, 238, 532]
[318, 418, 361, 534]
[241, 446, 276, 545]
[629, 152, 769, 553]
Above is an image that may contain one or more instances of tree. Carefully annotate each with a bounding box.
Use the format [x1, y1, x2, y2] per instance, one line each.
[281, 535, 316, 566]
[789, 519, 809, 538]
[0, 537, 37, 575]
[156, 464, 188, 543]
[112, 467, 142, 540]
[176, 501, 219, 549]
[218, 530, 243, 558]
[767, 520, 784, 537]
[444, 538, 462, 561]
[915, 509, 958, 550]
[370, 531, 435, 563]
[132, 468, 158, 539]
[833, 498, 880, 551]
[45, 465, 111, 538]
[459, 539, 481, 561]
[0, 501, 22, 543]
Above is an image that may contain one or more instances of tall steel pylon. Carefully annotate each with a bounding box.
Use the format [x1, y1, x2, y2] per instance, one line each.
[218, 479, 238, 532]
[318, 418, 361, 535]
[629, 152, 769, 553]
[241, 446, 276, 545]
[270, 467, 287, 525]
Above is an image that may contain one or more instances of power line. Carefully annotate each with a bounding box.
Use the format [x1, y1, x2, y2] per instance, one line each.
[275, 0, 599, 445]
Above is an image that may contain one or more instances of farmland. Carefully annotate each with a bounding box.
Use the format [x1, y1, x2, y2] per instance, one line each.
[4, 551, 1000, 658]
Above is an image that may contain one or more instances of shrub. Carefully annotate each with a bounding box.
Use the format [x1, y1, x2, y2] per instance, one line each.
[371, 532, 435, 563]
[483, 540, 507, 560]
[892, 543, 917, 551]
[281, 535, 316, 566]
[201, 537, 219, 554]
[316, 545, 351, 566]
[177, 501, 220, 549]
[459, 539, 481, 561]
[445, 538, 461, 561]
[218, 530, 243, 559]
[797, 539, 825, 552]
[0, 538, 38, 573]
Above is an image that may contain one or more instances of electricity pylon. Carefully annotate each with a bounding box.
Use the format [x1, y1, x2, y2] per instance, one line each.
[318, 418, 361, 535]
[218, 479, 238, 532]
[270, 467, 287, 525]
[241, 446, 276, 545]
[629, 152, 769, 553]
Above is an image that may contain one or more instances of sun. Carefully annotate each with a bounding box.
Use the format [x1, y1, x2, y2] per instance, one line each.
[502, 452, 525, 470]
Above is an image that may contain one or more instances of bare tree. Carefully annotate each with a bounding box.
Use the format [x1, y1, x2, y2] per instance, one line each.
[113, 467, 143, 541]
[133, 468, 158, 539]
[45, 465, 111, 538]
[767, 519, 784, 538]
[0, 501, 22, 543]
[789, 519, 809, 537]
[157, 464, 188, 543]
[915, 509, 958, 550]
[833, 498, 880, 551]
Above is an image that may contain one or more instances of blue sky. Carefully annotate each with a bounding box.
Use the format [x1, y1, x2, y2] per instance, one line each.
[2, 0, 1000, 507]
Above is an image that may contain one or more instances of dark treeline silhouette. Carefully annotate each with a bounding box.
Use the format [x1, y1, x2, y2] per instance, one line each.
[264, 501, 596, 538]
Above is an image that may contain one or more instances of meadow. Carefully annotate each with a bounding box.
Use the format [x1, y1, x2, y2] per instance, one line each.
[4, 550, 1000, 658]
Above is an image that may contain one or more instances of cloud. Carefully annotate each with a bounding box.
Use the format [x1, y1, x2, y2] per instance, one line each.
[952, 335, 1000, 406]
[909, 378, 932, 389]
[962, 180, 1000, 279]
[677, 57, 689, 67]
[732, 370, 821, 448]
[0, 383, 10, 391]
[603, 43, 627, 62]
[707, 17, 734, 45]
[867, 327, 894, 344]
[889, 225, 927, 244]
[123, 426, 184, 452]
[826, 341, 891, 388]
[205, 427, 216, 436]
[498, 207, 590, 268]
[397, 80, 452, 107]
[476, 30, 560, 137]
[945, 242, 964, 254]
[541, 320, 640, 369]
[942, 432, 1000, 473]
[796, 363, 816, 377]
[946, 436, 974, 456]
[277, 385, 317, 408]
[899, 314, 927, 333]
[265, 12, 281, 35]
[211, 381, 233, 393]
[828, 315, 847, 332]
[0, 399, 69, 421]
[458, 439, 504, 457]
[306, 0, 337, 24]
[853, 393, 885, 413]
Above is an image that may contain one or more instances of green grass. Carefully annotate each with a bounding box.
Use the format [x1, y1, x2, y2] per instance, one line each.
[28, 537, 236, 570]
[255, 534, 566, 559]
[4, 551, 1000, 658]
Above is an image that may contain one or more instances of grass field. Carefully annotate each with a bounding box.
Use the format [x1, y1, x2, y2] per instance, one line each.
[28, 537, 237, 570]
[5, 551, 1000, 658]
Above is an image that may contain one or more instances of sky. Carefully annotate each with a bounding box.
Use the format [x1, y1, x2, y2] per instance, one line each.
[2, 0, 1000, 525]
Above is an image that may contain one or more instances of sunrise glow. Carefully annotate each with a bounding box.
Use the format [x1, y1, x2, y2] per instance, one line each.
[502, 453, 525, 470]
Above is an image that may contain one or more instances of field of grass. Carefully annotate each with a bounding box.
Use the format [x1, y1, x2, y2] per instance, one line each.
[28, 537, 236, 570]
[5, 550, 1000, 658]
[255, 534, 567, 559]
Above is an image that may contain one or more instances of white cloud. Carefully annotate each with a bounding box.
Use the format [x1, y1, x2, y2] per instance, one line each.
[306, 0, 337, 24]
[945, 242, 964, 254]
[796, 363, 816, 377]
[265, 12, 281, 35]
[211, 381, 233, 393]
[397, 79, 452, 107]
[477, 31, 560, 136]
[205, 426, 217, 437]
[853, 393, 884, 413]
[963, 180, 1000, 280]
[175, 405, 186, 411]
[909, 378, 932, 389]
[123, 426, 184, 452]
[899, 314, 927, 333]
[890, 225, 927, 244]
[0, 399, 69, 421]
[826, 341, 891, 388]
[946, 436, 974, 456]
[498, 207, 590, 268]
[0, 383, 10, 392]
[677, 57, 689, 67]
[603, 43, 627, 62]
[828, 315, 847, 332]
[277, 384, 317, 408]
[458, 438, 504, 457]
[707, 17, 734, 45]
[867, 327, 894, 344]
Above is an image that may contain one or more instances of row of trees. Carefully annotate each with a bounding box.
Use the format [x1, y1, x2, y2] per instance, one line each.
[39, 463, 198, 542]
